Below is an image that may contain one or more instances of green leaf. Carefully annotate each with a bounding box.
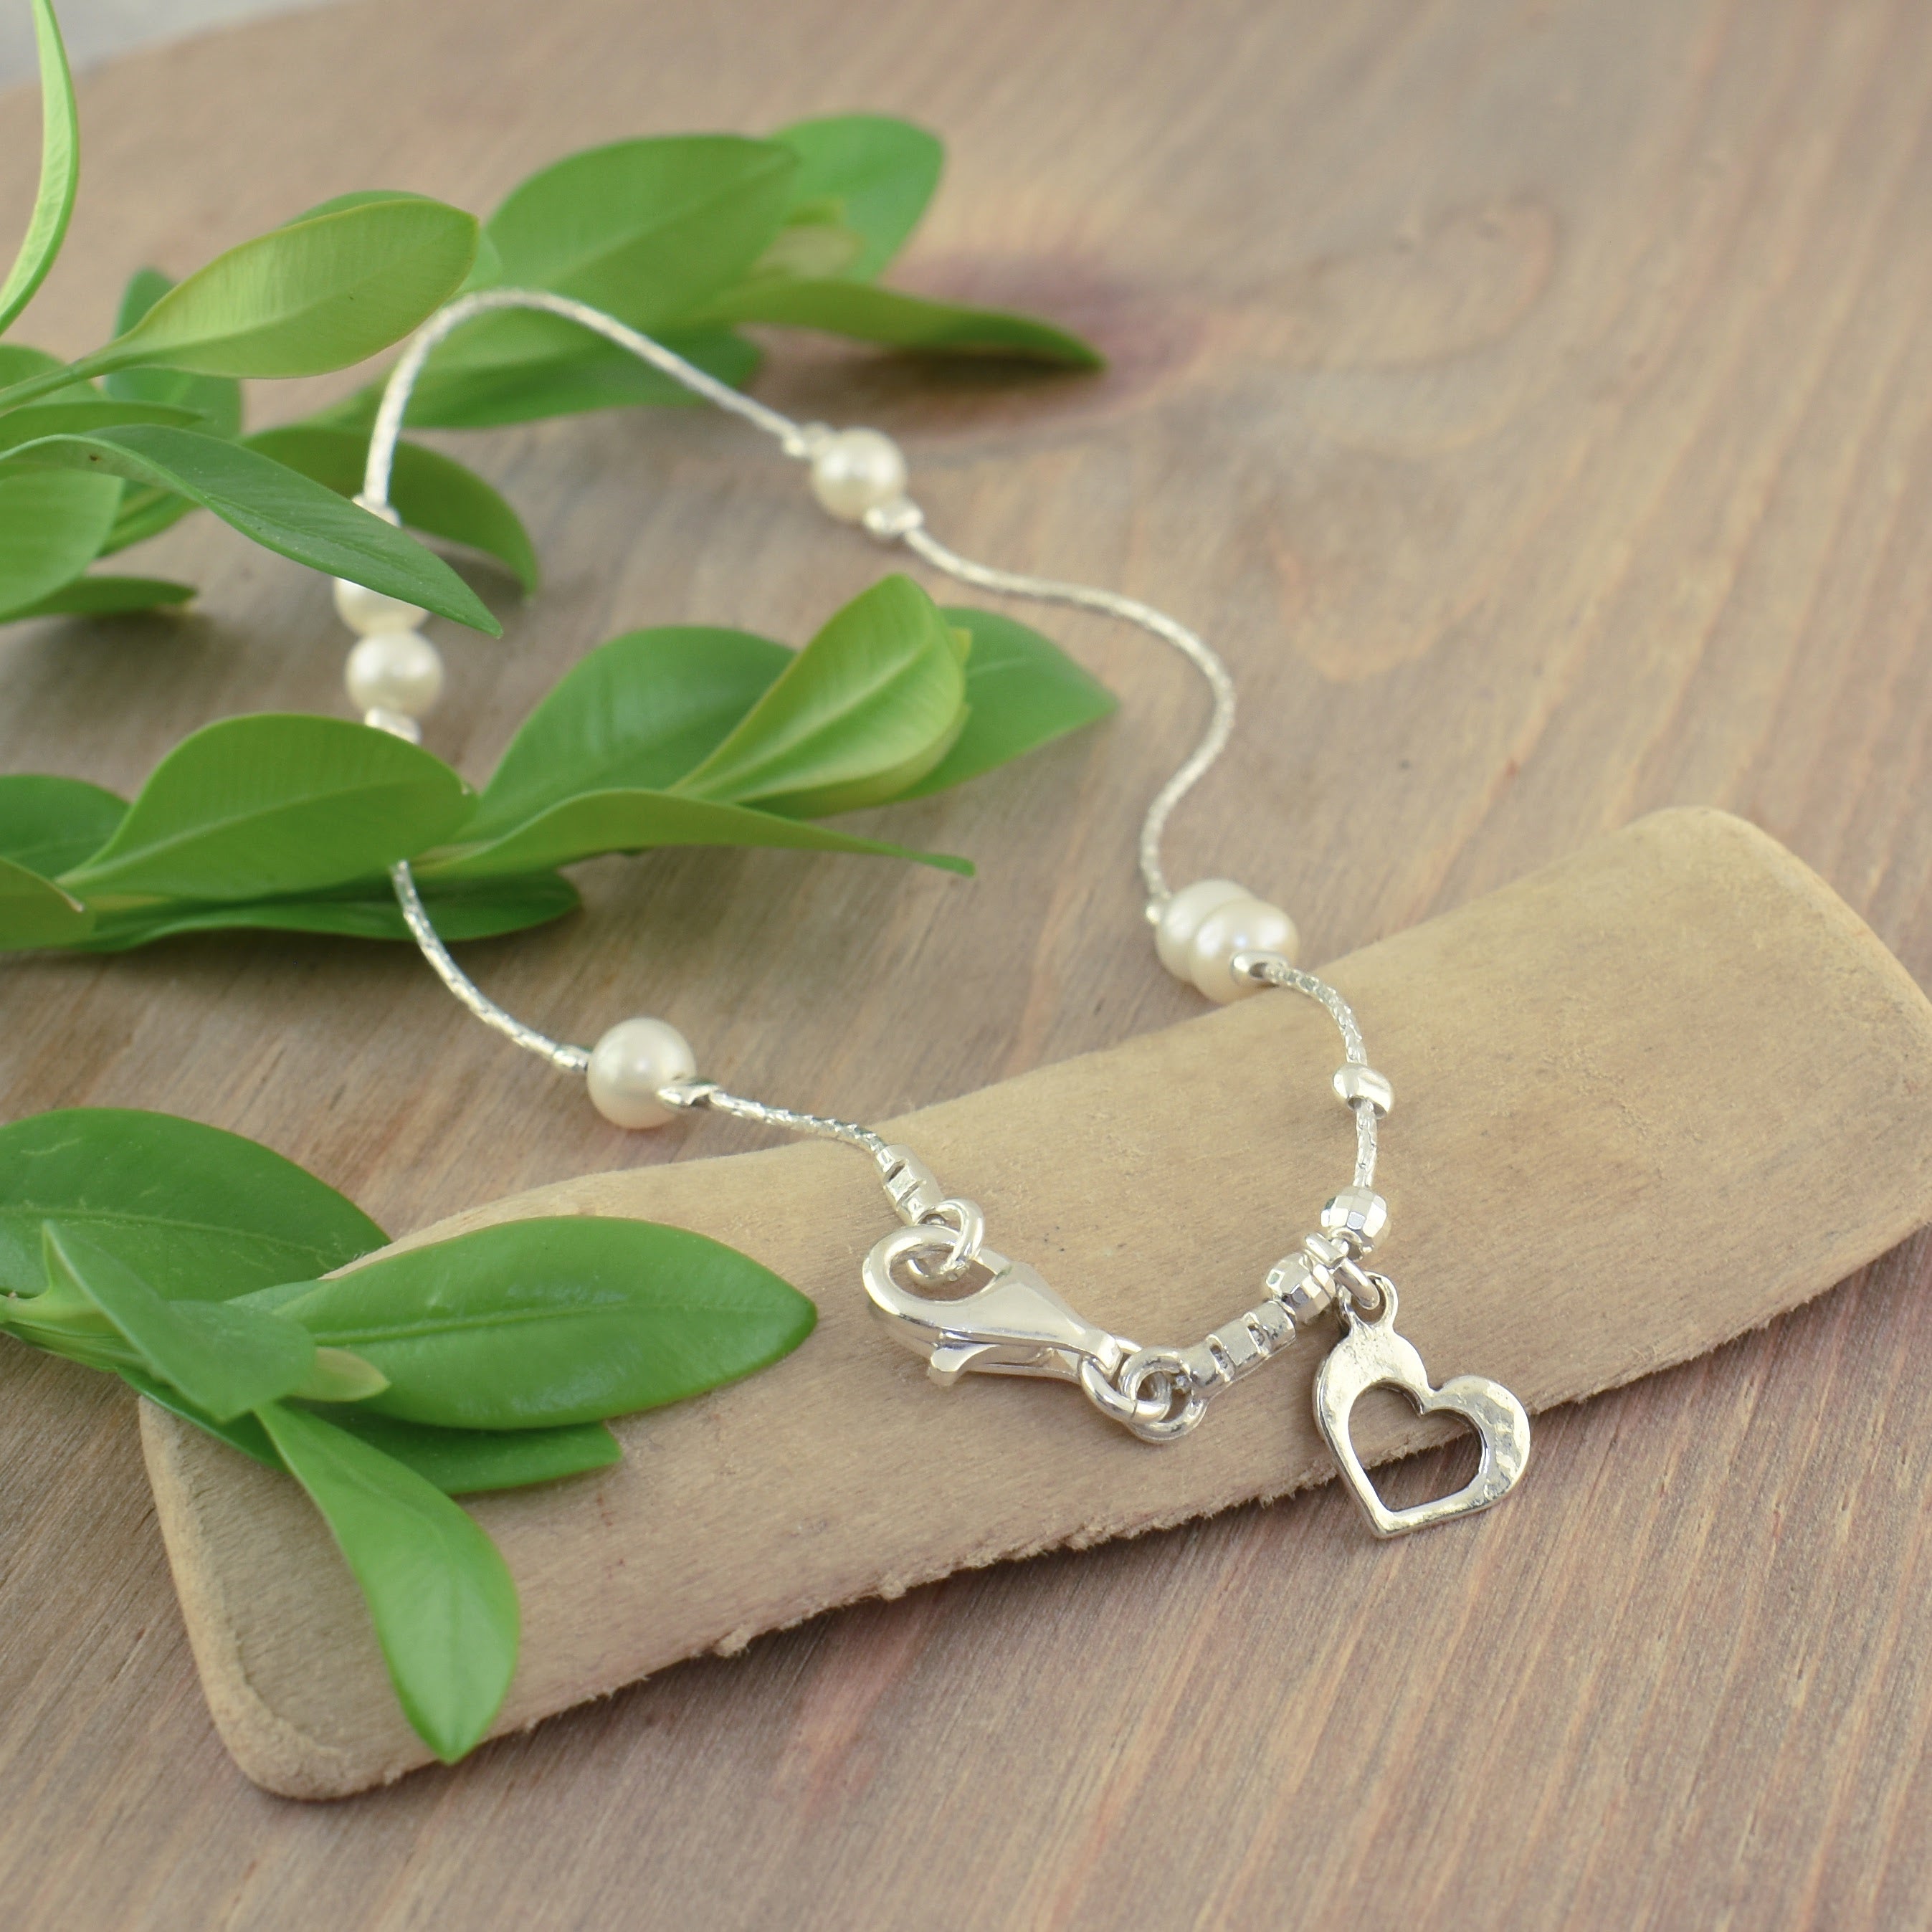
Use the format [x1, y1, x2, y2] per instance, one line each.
[44, 1224, 315, 1421]
[417, 786, 971, 882]
[242, 424, 538, 593]
[0, 342, 88, 398]
[0, 0, 79, 337]
[0, 852, 91, 945]
[700, 277, 1102, 367]
[0, 398, 206, 454]
[313, 326, 761, 433]
[0, 468, 121, 614]
[103, 268, 244, 437]
[99, 486, 195, 555]
[673, 574, 967, 815]
[484, 135, 795, 328]
[468, 626, 791, 840]
[253, 1399, 519, 1763]
[308, 1407, 621, 1492]
[0, 574, 194, 621]
[251, 1217, 817, 1429]
[57, 713, 472, 905]
[898, 606, 1116, 797]
[124, 1370, 620, 1493]
[71, 870, 581, 951]
[79, 199, 480, 380]
[0, 425, 500, 631]
[774, 115, 943, 280]
[0, 773, 125, 875]
[0, 1106, 386, 1300]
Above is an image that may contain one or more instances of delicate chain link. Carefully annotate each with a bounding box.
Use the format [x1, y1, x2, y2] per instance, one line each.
[358, 291, 1396, 1447]
[358, 289, 1239, 1107]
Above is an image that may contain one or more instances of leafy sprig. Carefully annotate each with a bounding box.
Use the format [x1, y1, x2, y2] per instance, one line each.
[0, 576, 1117, 953]
[0, 1105, 817, 1762]
[0, 3, 1098, 632]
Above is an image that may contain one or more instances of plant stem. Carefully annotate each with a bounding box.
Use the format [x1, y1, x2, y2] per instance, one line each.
[0, 361, 89, 413]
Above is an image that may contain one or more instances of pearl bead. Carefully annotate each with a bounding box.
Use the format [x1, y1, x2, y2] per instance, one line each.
[1188, 895, 1300, 1003]
[334, 576, 427, 635]
[586, 1017, 697, 1129]
[345, 630, 444, 718]
[809, 428, 908, 522]
[1154, 878, 1250, 979]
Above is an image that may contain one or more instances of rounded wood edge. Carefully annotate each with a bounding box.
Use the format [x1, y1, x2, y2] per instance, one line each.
[137, 1399, 409, 1802]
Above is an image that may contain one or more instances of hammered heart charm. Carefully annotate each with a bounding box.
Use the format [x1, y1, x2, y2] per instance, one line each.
[1313, 1283, 1530, 1538]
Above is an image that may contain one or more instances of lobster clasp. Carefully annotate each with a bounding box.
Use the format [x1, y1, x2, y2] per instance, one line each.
[862, 1224, 1133, 1388]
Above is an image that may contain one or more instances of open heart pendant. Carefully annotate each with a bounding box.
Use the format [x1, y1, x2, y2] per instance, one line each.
[1313, 1282, 1531, 1538]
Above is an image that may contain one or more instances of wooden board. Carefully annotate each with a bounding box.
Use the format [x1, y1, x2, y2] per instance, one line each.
[138, 807, 1932, 1796]
[4, 0, 1932, 1922]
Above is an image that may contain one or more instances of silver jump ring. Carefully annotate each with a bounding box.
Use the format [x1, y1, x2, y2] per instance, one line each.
[1115, 1346, 1211, 1442]
[905, 1198, 986, 1283]
[1078, 1355, 1174, 1429]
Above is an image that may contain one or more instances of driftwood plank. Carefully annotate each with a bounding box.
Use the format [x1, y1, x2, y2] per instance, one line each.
[140, 809, 1932, 1795]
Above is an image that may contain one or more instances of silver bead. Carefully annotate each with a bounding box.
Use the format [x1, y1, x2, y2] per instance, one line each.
[1333, 1064, 1394, 1115]
[1321, 1186, 1389, 1245]
[1265, 1250, 1334, 1325]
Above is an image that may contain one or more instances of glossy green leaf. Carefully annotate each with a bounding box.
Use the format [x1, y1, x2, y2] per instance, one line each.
[244, 424, 538, 592]
[701, 277, 1102, 366]
[44, 1224, 315, 1421]
[0, 0, 79, 337]
[123, 1370, 619, 1493]
[484, 135, 795, 328]
[315, 1407, 619, 1492]
[898, 606, 1116, 797]
[743, 214, 864, 282]
[251, 1217, 817, 1429]
[0, 574, 194, 621]
[58, 714, 470, 905]
[99, 486, 194, 555]
[317, 325, 761, 433]
[103, 268, 244, 437]
[417, 785, 971, 882]
[254, 1399, 520, 1763]
[0, 773, 125, 875]
[70, 869, 579, 950]
[120, 1369, 282, 1465]
[0, 425, 499, 631]
[80, 199, 480, 380]
[469, 627, 791, 840]
[673, 574, 967, 816]
[774, 115, 943, 280]
[71, 870, 580, 951]
[0, 852, 91, 945]
[0, 398, 204, 454]
[0, 467, 121, 614]
[0, 1107, 386, 1300]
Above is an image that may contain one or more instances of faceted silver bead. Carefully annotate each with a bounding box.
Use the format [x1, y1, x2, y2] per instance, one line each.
[1265, 1250, 1334, 1325]
[1320, 1186, 1389, 1245]
[1333, 1064, 1394, 1115]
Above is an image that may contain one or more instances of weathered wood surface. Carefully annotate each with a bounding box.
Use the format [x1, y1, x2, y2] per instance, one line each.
[140, 809, 1932, 1797]
[5, 0, 1932, 1922]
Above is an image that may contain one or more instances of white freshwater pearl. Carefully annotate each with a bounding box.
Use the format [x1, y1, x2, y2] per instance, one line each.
[333, 576, 427, 635]
[586, 1017, 697, 1130]
[1154, 878, 1250, 979]
[1188, 895, 1300, 1003]
[346, 629, 444, 718]
[809, 428, 908, 522]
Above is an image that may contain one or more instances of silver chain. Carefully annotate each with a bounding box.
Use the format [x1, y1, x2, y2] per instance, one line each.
[354, 290, 1398, 1448]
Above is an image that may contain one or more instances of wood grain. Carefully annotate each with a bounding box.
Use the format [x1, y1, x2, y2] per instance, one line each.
[139, 808, 1932, 1797]
[3, 0, 1932, 1922]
